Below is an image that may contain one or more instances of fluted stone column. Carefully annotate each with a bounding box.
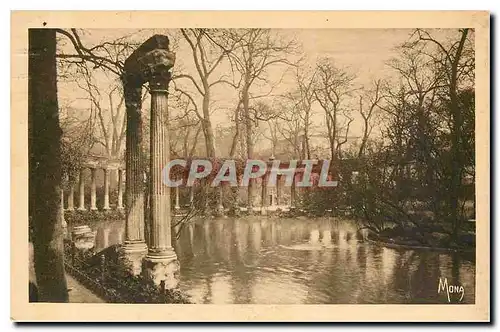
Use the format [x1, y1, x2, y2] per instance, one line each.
[67, 181, 74, 211]
[78, 169, 86, 210]
[117, 169, 124, 210]
[90, 168, 97, 210]
[103, 168, 110, 210]
[121, 77, 147, 276]
[174, 185, 180, 210]
[143, 69, 179, 288]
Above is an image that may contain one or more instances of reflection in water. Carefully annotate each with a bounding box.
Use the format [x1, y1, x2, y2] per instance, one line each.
[92, 217, 475, 304]
[381, 247, 397, 286]
[94, 227, 109, 252]
[322, 230, 331, 246]
[309, 228, 320, 245]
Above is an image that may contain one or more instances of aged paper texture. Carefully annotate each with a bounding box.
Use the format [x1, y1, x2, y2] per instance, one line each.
[11, 11, 489, 322]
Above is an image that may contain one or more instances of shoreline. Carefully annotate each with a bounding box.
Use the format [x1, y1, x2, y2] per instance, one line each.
[365, 238, 475, 254]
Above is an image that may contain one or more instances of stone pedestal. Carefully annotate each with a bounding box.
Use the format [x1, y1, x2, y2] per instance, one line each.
[143, 254, 180, 289]
[120, 241, 148, 276]
[71, 225, 95, 252]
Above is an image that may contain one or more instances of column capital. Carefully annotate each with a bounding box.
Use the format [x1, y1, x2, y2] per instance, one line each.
[138, 47, 175, 86]
[148, 70, 172, 93]
[124, 35, 173, 80]
[122, 75, 143, 111]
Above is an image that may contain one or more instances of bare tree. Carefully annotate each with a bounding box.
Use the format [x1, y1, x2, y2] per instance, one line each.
[262, 116, 282, 157]
[226, 29, 299, 207]
[56, 29, 148, 167]
[72, 66, 127, 159]
[282, 67, 318, 159]
[313, 58, 356, 160]
[55, 28, 140, 76]
[357, 79, 384, 158]
[174, 29, 241, 158]
[276, 101, 305, 159]
[228, 99, 243, 158]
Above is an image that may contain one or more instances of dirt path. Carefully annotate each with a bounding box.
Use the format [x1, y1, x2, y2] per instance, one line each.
[66, 275, 105, 303]
[29, 242, 105, 303]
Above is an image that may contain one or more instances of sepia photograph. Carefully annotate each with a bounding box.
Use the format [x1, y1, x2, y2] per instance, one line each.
[11, 11, 489, 322]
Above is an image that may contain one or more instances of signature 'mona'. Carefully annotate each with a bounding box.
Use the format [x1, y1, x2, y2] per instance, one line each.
[438, 277, 465, 302]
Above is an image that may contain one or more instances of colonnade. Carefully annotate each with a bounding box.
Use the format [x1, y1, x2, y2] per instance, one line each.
[63, 167, 299, 214]
[169, 173, 297, 216]
[61, 167, 125, 212]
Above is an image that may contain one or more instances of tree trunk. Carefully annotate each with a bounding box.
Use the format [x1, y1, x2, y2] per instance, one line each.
[202, 93, 216, 158]
[358, 122, 368, 159]
[358, 97, 369, 159]
[304, 108, 311, 159]
[242, 84, 254, 209]
[29, 28, 69, 302]
[229, 103, 241, 158]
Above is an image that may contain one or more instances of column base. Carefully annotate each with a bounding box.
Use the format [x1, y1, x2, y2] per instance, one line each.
[120, 241, 148, 276]
[143, 249, 179, 289]
[77, 207, 87, 211]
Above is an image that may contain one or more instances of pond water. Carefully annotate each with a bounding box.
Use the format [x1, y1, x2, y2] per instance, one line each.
[93, 217, 475, 304]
